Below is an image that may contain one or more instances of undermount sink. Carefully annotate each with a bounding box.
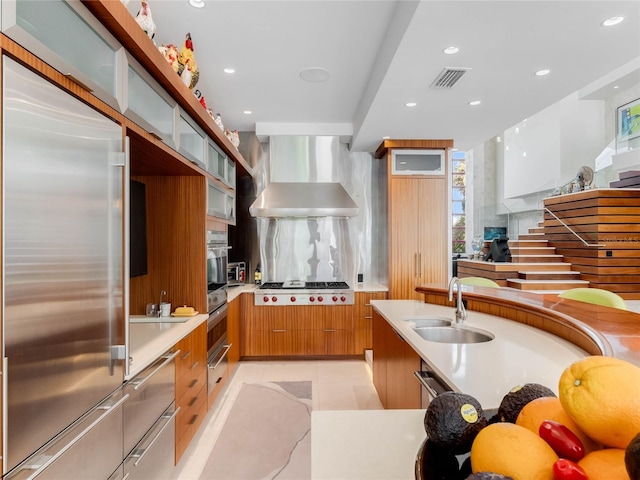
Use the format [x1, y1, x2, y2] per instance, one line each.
[403, 316, 452, 328]
[413, 325, 494, 344]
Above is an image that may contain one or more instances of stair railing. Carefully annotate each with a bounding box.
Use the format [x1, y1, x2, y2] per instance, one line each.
[538, 201, 605, 248]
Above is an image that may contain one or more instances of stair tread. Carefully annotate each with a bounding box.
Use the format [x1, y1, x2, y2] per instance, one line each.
[506, 279, 588, 284]
[518, 270, 580, 275]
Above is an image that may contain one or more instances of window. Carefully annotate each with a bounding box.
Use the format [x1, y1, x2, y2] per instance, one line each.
[452, 152, 466, 253]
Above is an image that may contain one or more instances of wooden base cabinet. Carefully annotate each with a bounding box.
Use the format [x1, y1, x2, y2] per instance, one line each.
[241, 302, 357, 357]
[175, 323, 207, 463]
[372, 311, 421, 409]
[354, 291, 388, 354]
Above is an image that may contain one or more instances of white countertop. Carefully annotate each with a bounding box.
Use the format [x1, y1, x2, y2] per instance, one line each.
[311, 409, 426, 480]
[127, 313, 208, 379]
[371, 300, 588, 409]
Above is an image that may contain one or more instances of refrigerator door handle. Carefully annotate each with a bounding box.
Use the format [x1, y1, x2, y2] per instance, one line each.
[123, 135, 131, 377]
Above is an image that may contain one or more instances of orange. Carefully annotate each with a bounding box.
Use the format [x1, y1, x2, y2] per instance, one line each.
[578, 448, 628, 480]
[558, 355, 640, 449]
[516, 396, 602, 454]
[471, 422, 557, 479]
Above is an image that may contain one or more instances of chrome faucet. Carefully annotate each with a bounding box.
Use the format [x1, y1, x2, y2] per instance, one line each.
[158, 289, 166, 317]
[448, 277, 467, 325]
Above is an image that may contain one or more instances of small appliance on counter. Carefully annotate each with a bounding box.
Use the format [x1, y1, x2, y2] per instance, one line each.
[227, 261, 246, 286]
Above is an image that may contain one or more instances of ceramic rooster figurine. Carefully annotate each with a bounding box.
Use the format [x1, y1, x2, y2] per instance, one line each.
[178, 33, 199, 90]
[158, 44, 180, 74]
[135, 0, 156, 41]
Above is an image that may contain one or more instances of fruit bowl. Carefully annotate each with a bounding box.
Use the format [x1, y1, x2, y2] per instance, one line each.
[413, 325, 494, 344]
[403, 316, 453, 328]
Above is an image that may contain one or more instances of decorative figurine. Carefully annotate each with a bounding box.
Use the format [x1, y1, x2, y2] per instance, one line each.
[135, 0, 156, 41]
[158, 44, 180, 74]
[178, 33, 199, 90]
[225, 129, 240, 148]
[214, 113, 224, 131]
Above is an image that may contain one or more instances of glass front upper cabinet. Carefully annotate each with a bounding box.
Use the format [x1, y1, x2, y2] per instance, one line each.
[391, 149, 446, 176]
[178, 113, 205, 169]
[125, 55, 176, 147]
[1, 0, 123, 111]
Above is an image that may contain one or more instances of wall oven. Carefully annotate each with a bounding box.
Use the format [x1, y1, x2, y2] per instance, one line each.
[207, 229, 228, 313]
[207, 301, 231, 401]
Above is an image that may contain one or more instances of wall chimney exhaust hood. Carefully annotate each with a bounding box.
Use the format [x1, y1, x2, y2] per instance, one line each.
[249, 182, 359, 218]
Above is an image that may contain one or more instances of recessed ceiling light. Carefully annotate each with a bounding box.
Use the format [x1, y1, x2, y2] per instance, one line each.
[223, 68, 235, 74]
[300, 67, 330, 83]
[468, 100, 481, 106]
[614, 85, 620, 89]
[188, 0, 205, 8]
[243, 110, 252, 115]
[602, 16, 624, 26]
[405, 102, 417, 107]
[382, 136, 390, 139]
[535, 69, 551, 76]
[443, 46, 459, 55]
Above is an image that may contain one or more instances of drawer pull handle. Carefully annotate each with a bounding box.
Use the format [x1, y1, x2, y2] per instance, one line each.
[190, 361, 199, 370]
[182, 351, 191, 360]
[364, 316, 373, 319]
[216, 376, 223, 384]
[132, 350, 180, 391]
[189, 414, 199, 426]
[189, 378, 198, 388]
[188, 396, 198, 407]
[323, 329, 337, 332]
[272, 329, 286, 333]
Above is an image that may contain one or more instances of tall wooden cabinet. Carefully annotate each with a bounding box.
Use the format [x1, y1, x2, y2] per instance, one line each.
[376, 140, 453, 300]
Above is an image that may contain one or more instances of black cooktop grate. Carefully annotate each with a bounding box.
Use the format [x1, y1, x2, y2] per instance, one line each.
[259, 281, 350, 290]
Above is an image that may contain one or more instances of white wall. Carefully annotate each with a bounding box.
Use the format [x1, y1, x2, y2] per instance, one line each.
[503, 92, 605, 199]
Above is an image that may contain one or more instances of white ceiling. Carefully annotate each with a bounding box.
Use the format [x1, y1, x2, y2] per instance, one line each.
[128, 0, 640, 153]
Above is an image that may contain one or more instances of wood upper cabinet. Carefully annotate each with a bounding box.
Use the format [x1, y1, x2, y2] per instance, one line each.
[377, 139, 453, 300]
[389, 177, 448, 299]
[372, 310, 421, 409]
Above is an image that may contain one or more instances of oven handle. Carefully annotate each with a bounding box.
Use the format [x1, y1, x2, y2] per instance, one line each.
[414, 371, 440, 399]
[209, 344, 232, 370]
[208, 304, 228, 325]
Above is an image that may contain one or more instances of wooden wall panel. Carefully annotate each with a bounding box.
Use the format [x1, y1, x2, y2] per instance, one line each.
[129, 175, 207, 314]
[543, 189, 640, 299]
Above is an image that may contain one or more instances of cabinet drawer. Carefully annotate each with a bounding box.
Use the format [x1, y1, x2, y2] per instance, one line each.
[175, 381, 207, 442]
[245, 329, 306, 356]
[305, 329, 354, 355]
[175, 396, 207, 463]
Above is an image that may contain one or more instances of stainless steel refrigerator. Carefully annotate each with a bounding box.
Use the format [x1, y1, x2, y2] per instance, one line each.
[2, 57, 125, 478]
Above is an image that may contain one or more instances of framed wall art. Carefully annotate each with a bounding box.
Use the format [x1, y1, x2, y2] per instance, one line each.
[616, 98, 640, 151]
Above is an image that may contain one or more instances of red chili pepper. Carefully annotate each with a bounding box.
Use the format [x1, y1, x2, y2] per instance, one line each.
[539, 420, 585, 461]
[553, 458, 588, 480]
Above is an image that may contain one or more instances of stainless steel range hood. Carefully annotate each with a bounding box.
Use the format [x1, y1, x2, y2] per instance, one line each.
[249, 182, 359, 218]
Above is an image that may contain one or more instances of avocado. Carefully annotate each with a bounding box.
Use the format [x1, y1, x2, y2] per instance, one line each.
[626, 432, 640, 480]
[424, 391, 488, 454]
[497, 383, 556, 423]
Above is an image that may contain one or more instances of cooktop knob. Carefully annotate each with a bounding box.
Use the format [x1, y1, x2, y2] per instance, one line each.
[263, 296, 269, 303]
[341, 296, 346, 302]
[332, 296, 338, 302]
[310, 296, 315, 302]
[290, 296, 296, 302]
[271, 296, 278, 303]
[318, 296, 323, 302]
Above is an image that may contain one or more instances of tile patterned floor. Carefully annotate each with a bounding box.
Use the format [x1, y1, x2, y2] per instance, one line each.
[172, 360, 383, 480]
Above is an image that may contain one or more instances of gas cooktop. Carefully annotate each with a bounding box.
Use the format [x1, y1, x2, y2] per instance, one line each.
[259, 281, 350, 290]
[255, 280, 353, 305]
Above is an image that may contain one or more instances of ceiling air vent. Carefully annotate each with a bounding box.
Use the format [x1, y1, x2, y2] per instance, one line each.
[430, 67, 471, 89]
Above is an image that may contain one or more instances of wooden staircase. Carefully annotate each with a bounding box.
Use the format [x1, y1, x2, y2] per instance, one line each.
[457, 226, 589, 292]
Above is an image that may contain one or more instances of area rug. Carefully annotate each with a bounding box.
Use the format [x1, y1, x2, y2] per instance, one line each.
[200, 381, 312, 480]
